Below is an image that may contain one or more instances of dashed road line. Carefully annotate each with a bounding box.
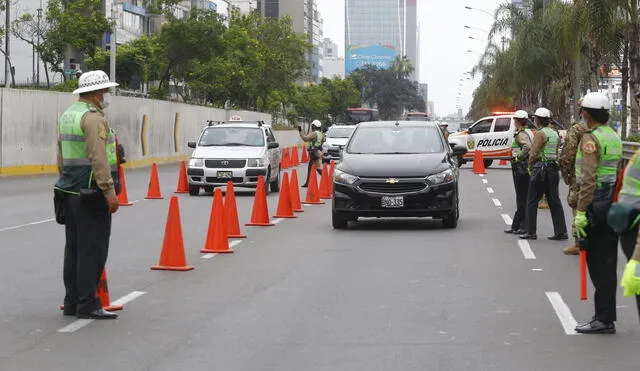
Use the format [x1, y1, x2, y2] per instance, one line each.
[492, 198, 502, 207]
[518, 240, 536, 259]
[272, 218, 285, 225]
[545, 292, 580, 335]
[501, 214, 513, 225]
[482, 179, 488, 184]
[58, 291, 147, 333]
[486, 187, 494, 194]
[201, 240, 244, 259]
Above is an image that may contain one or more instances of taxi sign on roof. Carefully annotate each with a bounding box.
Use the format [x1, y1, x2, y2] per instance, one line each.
[229, 115, 242, 121]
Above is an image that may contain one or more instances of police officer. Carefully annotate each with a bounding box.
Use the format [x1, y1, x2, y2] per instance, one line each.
[505, 110, 533, 234]
[54, 70, 120, 320]
[440, 122, 450, 141]
[520, 107, 568, 240]
[573, 92, 622, 334]
[558, 118, 588, 255]
[299, 119, 324, 187]
[615, 149, 640, 323]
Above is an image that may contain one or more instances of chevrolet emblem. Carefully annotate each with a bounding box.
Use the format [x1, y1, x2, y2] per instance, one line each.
[386, 178, 399, 184]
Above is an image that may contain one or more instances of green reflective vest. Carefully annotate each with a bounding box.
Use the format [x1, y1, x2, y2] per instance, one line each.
[575, 125, 622, 189]
[619, 150, 640, 209]
[54, 101, 118, 195]
[540, 127, 559, 161]
[310, 130, 323, 147]
[511, 129, 533, 160]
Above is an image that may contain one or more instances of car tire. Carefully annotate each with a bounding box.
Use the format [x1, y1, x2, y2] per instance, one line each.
[457, 155, 466, 167]
[442, 193, 459, 229]
[269, 167, 280, 193]
[332, 209, 349, 229]
[484, 159, 493, 168]
[188, 185, 200, 196]
[203, 186, 214, 193]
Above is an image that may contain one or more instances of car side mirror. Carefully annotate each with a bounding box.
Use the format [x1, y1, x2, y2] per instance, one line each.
[188, 141, 196, 148]
[451, 145, 468, 156]
[268, 142, 279, 149]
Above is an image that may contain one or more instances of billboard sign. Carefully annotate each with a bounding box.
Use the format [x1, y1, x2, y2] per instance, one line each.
[345, 44, 397, 75]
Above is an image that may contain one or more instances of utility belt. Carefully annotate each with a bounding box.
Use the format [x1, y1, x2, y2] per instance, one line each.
[53, 182, 113, 225]
[588, 185, 615, 228]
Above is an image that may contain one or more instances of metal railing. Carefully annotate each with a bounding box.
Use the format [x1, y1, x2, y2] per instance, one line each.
[623, 141, 640, 160]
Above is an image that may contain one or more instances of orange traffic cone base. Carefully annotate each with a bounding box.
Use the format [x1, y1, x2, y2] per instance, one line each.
[146, 195, 164, 200]
[228, 233, 247, 238]
[200, 248, 234, 254]
[119, 201, 133, 206]
[60, 304, 123, 311]
[274, 214, 297, 219]
[151, 265, 194, 271]
[245, 221, 275, 226]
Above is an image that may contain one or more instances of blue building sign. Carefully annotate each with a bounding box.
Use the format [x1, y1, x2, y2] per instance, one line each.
[345, 44, 398, 75]
[207, 0, 218, 11]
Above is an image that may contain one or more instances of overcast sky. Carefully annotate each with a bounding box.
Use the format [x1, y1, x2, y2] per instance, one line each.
[317, 0, 505, 117]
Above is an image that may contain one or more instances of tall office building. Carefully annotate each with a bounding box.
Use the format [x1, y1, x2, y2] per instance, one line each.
[228, 0, 258, 13]
[259, 0, 324, 83]
[321, 38, 345, 79]
[345, 0, 419, 80]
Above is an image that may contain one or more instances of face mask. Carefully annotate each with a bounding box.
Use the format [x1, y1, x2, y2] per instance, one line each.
[101, 93, 112, 109]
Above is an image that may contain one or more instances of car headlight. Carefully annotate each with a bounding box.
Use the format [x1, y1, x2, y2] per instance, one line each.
[322, 143, 329, 150]
[333, 169, 359, 185]
[189, 158, 203, 167]
[247, 158, 265, 167]
[427, 169, 454, 184]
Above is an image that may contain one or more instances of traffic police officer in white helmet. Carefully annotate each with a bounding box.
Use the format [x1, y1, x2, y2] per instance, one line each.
[520, 107, 568, 240]
[54, 70, 121, 320]
[505, 110, 533, 234]
[299, 119, 324, 187]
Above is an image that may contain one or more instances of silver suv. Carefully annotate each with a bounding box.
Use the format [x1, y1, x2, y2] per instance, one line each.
[186, 121, 282, 195]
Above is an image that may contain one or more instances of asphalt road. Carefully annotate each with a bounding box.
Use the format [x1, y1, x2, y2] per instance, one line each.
[0, 162, 638, 371]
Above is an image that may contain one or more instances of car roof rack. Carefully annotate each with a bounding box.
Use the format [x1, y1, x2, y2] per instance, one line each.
[205, 120, 266, 127]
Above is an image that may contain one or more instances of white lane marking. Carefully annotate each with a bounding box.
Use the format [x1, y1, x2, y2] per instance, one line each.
[479, 174, 485, 177]
[58, 291, 146, 333]
[272, 218, 284, 225]
[0, 199, 146, 233]
[518, 240, 536, 259]
[486, 187, 494, 194]
[531, 268, 543, 272]
[0, 218, 55, 232]
[545, 292, 580, 335]
[482, 179, 488, 184]
[202, 240, 243, 259]
[501, 214, 513, 225]
[492, 198, 502, 207]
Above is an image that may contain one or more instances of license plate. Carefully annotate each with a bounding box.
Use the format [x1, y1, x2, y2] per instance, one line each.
[381, 196, 404, 208]
[217, 171, 233, 179]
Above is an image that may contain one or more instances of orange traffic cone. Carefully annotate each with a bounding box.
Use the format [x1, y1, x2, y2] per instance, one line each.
[289, 168, 304, 212]
[303, 165, 325, 205]
[472, 151, 486, 175]
[301, 146, 309, 163]
[319, 163, 332, 199]
[328, 160, 336, 194]
[245, 176, 274, 226]
[201, 188, 234, 254]
[146, 163, 164, 199]
[59, 268, 123, 312]
[175, 161, 189, 193]
[291, 146, 300, 166]
[224, 181, 247, 238]
[282, 148, 290, 169]
[117, 165, 133, 206]
[274, 172, 297, 218]
[151, 196, 194, 271]
[499, 159, 508, 166]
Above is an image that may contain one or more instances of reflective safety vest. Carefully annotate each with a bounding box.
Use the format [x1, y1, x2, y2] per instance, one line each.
[54, 101, 118, 194]
[575, 125, 622, 189]
[310, 130, 323, 148]
[511, 129, 534, 160]
[618, 150, 640, 209]
[540, 127, 559, 161]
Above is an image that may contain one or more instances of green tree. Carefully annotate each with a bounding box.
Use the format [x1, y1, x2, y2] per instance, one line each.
[292, 83, 330, 123]
[320, 77, 361, 123]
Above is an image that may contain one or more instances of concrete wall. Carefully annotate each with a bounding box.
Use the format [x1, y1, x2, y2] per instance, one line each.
[0, 89, 301, 176]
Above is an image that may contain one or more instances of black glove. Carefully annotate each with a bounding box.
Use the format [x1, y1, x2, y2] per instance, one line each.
[297, 126, 302, 132]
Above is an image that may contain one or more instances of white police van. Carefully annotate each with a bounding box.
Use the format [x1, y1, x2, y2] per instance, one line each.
[186, 118, 281, 195]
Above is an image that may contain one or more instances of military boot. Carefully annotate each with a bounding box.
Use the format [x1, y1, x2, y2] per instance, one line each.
[562, 244, 580, 255]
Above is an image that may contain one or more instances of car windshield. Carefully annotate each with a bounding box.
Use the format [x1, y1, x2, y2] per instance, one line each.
[347, 126, 444, 154]
[198, 127, 264, 147]
[327, 127, 355, 138]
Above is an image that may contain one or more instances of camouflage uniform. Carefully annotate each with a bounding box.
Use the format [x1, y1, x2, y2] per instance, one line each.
[558, 121, 588, 254]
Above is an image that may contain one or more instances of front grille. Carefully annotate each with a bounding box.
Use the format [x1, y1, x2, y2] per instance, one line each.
[205, 159, 246, 168]
[358, 181, 427, 194]
[205, 177, 244, 183]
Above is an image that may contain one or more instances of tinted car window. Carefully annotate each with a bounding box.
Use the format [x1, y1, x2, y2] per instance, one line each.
[494, 117, 511, 132]
[199, 127, 265, 147]
[347, 126, 443, 154]
[470, 119, 493, 133]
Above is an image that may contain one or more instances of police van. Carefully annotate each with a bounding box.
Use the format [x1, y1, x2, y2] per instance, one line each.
[448, 112, 566, 167]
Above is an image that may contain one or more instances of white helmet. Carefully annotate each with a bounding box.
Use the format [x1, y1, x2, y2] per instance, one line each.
[311, 120, 322, 128]
[72, 70, 119, 94]
[534, 107, 551, 118]
[513, 110, 529, 119]
[581, 92, 611, 110]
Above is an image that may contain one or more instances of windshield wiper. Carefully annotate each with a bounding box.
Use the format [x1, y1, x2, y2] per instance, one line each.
[220, 142, 252, 146]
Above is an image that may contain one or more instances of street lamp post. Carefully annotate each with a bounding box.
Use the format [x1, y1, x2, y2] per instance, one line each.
[36, 5, 42, 87]
[5, 0, 10, 88]
[464, 5, 494, 18]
